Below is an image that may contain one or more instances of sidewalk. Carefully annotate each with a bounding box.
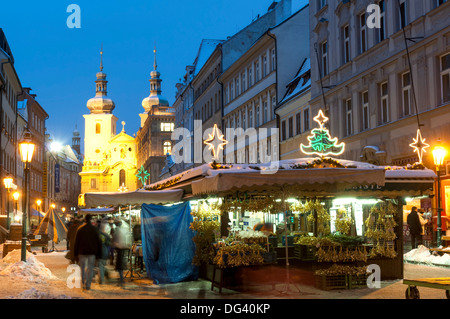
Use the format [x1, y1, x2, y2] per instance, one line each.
[2, 241, 450, 299]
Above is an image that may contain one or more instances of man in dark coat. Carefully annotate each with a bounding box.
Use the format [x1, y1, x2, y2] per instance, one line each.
[407, 207, 423, 249]
[67, 216, 82, 264]
[74, 214, 102, 290]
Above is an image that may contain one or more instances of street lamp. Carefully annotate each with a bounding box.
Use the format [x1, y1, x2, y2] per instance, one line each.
[432, 142, 447, 248]
[18, 129, 35, 262]
[3, 175, 13, 230]
[36, 199, 42, 225]
[13, 192, 19, 222]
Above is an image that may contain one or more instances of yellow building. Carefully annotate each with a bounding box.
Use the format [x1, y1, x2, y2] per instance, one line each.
[79, 51, 137, 194]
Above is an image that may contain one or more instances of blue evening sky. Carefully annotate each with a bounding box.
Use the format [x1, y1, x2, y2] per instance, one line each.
[1, 0, 305, 151]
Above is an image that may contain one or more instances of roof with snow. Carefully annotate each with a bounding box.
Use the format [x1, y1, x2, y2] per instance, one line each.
[145, 157, 436, 199]
[193, 39, 224, 76]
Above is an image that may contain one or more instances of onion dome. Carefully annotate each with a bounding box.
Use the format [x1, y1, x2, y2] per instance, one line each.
[87, 47, 115, 114]
[142, 49, 169, 112]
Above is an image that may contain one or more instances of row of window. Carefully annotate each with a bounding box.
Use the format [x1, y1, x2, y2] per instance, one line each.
[195, 91, 221, 122]
[280, 108, 310, 141]
[194, 64, 221, 101]
[319, 0, 448, 76]
[225, 93, 277, 130]
[224, 48, 276, 105]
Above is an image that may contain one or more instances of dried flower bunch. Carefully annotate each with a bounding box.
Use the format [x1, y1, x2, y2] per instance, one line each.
[364, 201, 398, 258]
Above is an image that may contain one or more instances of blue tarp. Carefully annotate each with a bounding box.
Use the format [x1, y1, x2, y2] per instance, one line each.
[141, 202, 198, 284]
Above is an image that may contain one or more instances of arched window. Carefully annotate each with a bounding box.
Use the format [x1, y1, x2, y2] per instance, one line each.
[96, 123, 101, 134]
[119, 169, 126, 187]
[163, 141, 172, 155]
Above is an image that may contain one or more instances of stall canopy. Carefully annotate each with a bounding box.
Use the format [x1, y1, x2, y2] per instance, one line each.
[146, 158, 437, 198]
[191, 168, 386, 196]
[81, 189, 184, 208]
[78, 207, 116, 215]
[34, 207, 68, 243]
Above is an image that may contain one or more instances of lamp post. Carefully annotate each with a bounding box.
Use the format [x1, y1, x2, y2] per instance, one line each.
[3, 175, 13, 230]
[36, 199, 42, 225]
[432, 142, 447, 248]
[19, 129, 35, 262]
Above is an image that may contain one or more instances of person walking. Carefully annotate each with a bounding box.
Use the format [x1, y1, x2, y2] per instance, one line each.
[66, 216, 82, 264]
[74, 214, 102, 290]
[98, 218, 112, 284]
[112, 217, 132, 287]
[407, 207, 423, 249]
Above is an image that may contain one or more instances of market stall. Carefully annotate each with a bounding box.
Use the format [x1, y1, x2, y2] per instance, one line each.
[145, 156, 436, 289]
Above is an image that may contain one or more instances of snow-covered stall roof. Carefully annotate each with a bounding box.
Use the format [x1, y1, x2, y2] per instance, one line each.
[146, 158, 436, 198]
[81, 189, 184, 208]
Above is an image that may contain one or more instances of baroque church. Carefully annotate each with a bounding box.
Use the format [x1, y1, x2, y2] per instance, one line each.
[79, 50, 138, 194]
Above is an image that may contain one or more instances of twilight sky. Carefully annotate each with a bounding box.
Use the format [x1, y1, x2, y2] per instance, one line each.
[1, 0, 304, 151]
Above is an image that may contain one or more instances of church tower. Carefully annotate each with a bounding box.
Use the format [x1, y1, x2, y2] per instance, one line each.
[80, 48, 137, 195]
[83, 48, 118, 166]
[72, 124, 82, 160]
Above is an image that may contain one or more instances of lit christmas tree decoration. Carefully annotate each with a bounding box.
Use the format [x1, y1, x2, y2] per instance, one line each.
[300, 110, 345, 157]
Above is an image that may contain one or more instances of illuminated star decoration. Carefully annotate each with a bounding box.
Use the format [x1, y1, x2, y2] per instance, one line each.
[300, 109, 345, 157]
[136, 165, 150, 187]
[204, 124, 228, 161]
[409, 129, 430, 164]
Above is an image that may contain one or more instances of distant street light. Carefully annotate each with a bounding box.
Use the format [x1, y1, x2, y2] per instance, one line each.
[36, 199, 42, 225]
[432, 141, 447, 248]
[19, 129, 35, 262]
[3, 175, 13, 230]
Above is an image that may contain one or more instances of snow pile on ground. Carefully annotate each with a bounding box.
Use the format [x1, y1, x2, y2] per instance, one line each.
[0, 249, 58, 283]
[404, 245, 450, 266]
[7, 287, 74, 299]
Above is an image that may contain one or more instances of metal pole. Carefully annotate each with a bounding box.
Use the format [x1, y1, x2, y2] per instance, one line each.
[437, 168, 442, 247]
[21, 163, 29, 262]
[6, 189, 10, 230]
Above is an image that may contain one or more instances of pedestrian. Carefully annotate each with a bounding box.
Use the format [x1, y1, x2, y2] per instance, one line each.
[98, 218, 112, 284]
[108, 217, 116, 265]
[407, 207, 423, 249]
[112, 217, 132, 287]
[74, 214, 102, 290]
[66, 216, 82, 264]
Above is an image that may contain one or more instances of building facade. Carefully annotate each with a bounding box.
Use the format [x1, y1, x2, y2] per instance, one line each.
[220, 4, 310, 165]
[308, 0, 450, 219]
[136, 50, 175, 185]
[0, 28, 22, 228]
[17, 87, 48, 219]
[275, 58, 312, 160]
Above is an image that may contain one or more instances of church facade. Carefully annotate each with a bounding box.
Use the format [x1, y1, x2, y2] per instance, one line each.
[79, 52, 138, 194]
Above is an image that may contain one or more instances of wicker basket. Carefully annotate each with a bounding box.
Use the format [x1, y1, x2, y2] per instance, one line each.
[348, 273, 370, 289]
[314, 274, 348, 290]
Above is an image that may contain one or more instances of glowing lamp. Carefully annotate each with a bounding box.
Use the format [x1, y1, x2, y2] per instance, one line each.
[3, 176, 13, 190]
[19, 130, 35, 163]
[432, 145, 447, 168]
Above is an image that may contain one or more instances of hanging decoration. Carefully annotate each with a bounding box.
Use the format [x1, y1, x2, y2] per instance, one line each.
[204, 124, 228, 161]
[409, 128, 430, 164]
[300, 110, 345, 157]
[136, 165, 150, 186]
[364, 201, 398, 258]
